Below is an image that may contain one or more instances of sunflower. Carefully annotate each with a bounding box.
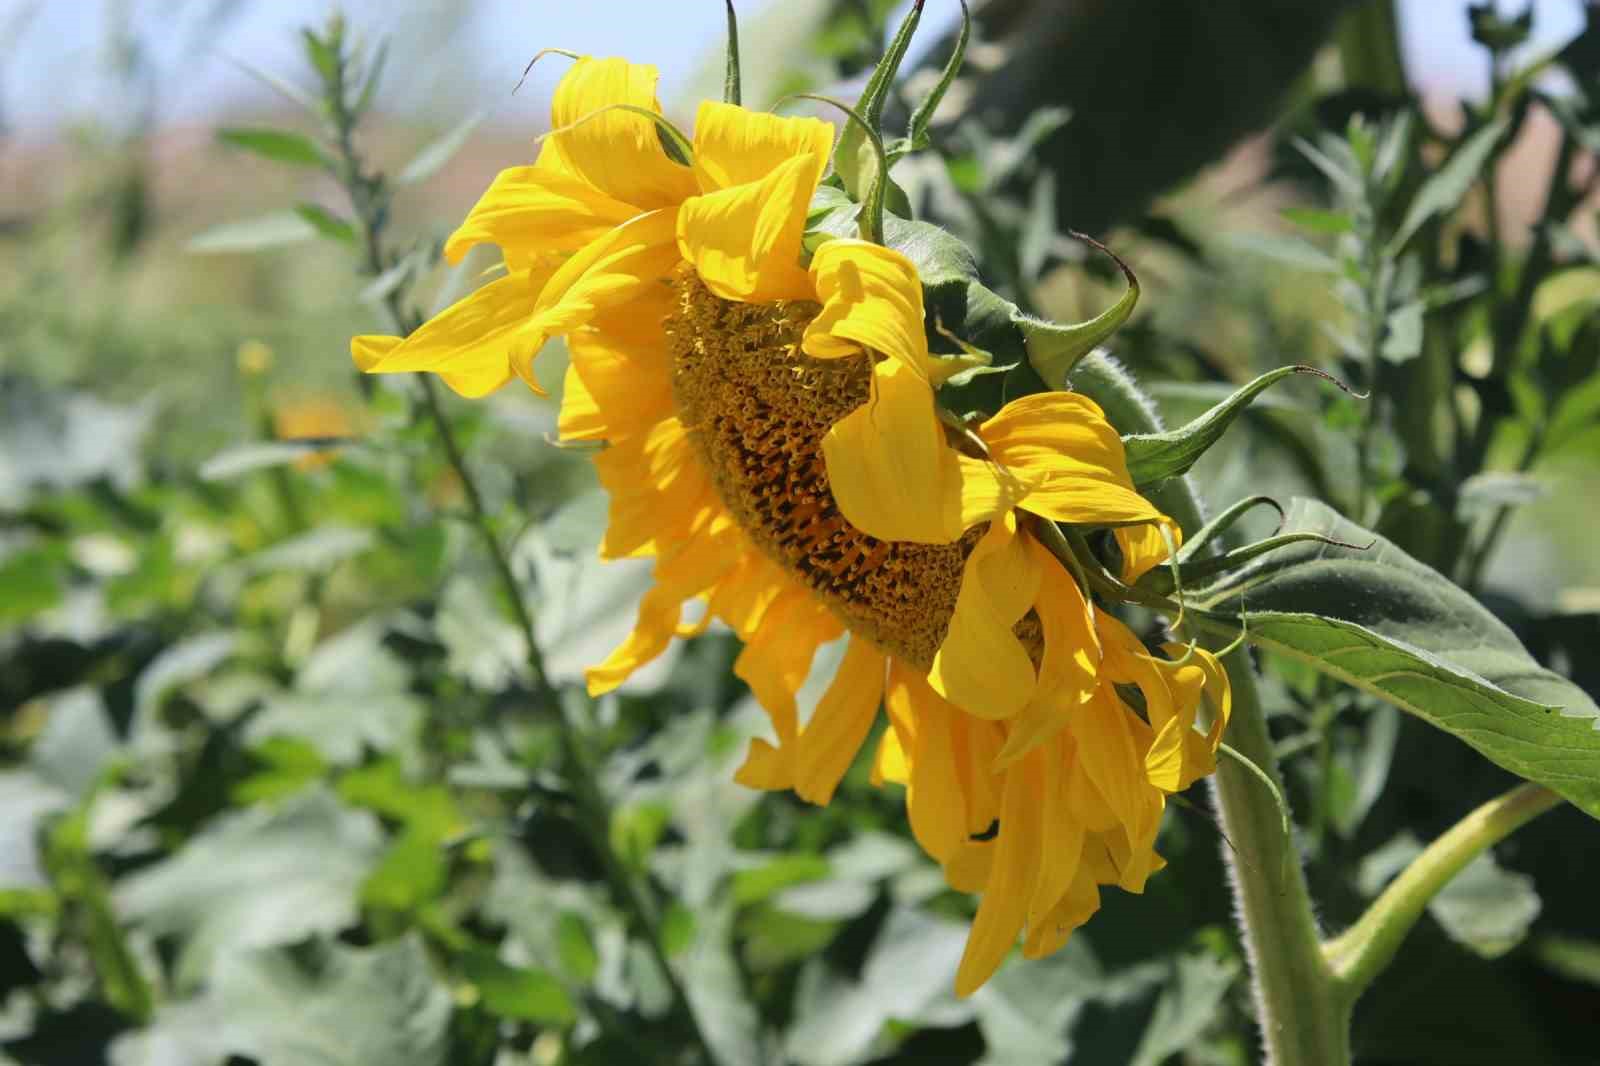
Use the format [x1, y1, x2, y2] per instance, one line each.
[353, 54, 1229, 995]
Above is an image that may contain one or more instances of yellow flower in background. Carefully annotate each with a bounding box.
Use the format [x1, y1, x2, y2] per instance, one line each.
[351, 54, 1228, 994]
[271, 393, 357, 470]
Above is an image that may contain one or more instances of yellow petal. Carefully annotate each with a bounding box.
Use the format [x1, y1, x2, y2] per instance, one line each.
[928, 513, 1041, 719]
[795, 638, 887, 805]
[1028, 738, 1086, 925]
[707, 552, 790, 638]
[734, 738, 792, 790]
[517, 208, 682, 387]
[955, 755, 1045, 997]
[1071, 685, 1152, 833]
[1116, 519, 1181, 583]
[870, 724, 910, 787]
[543, 56, 696, 210]
[733, 592, 844, 758]
[690, 100, 836, 193]
[675, 102, 835, 302]
[355, 271, 538, 397]
[585, 518, 739, 695]
[954, 714, 1006, 837]
[444, 164, 640, 267]
[676, 154, 819, 302]
[945, 839, 995, 894]
[1022, 864, 1100, 960]
[952, 452, 1037, 531]
[977, 392, 1163, 526]
[559, 327, 674, 442]
[995, 540, 1100, 767]
[804, 240, 938, 378]
[890, 663, 967, 863]
[821, 357, 964, 544]
[351, 334, 399, 372]
[593, 418, 717, 559]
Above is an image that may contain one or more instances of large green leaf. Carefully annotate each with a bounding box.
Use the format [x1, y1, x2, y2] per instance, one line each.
[212, 936, 451, 1066]
[116, 789, 382, 988]
[1189, 498, 1600, 819]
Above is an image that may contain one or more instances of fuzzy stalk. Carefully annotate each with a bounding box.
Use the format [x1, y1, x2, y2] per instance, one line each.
[1071, 354, 1347, 1066]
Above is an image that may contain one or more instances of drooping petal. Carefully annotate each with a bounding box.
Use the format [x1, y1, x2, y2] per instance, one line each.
[953, 714, 1007, 838]
[1027, 735, 1087, 927]
[353, 270, 540, 397]
[1115, 519, 1181, 583]
[543, 56, 696, 210]
[443, 164, 641, 267]
[675, 102, 835, 302]
[795, 638, 888, 805]
[677, 155, 820, 302]
[889, 663, 967, 863]
[732, 593, 845, 790]
[592, 417, 717, 559]
[558, 316, 674, 443]
[994, 539, 1100, 767]
[870, 723, 910, 787]
[585, 517, 739, 695]
[707, 552, 789, 638]
[804, 240, 941, 380]
[690, 101, 836, 194]
[952, 453, 1036, 531]
[822, 357, 963, 544]
[928, 513, 1041, 719]
[955, 753, 1046, 997]
[1022, 864, 1101, 960]
[972, 392, 1163, 526]
[515, 208, 682, 390]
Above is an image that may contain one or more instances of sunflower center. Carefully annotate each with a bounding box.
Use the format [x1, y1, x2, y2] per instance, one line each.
[666, 266, 978, 669]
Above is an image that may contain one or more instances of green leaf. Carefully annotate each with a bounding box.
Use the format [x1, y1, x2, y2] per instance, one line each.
[1390, 120, 1506, 252]
[1359, 834, 1541, 958]
[216, 127, 326, 167]
[361, 828, 447, 914]
[1128, 950, 1241, 1066]
[1281, 206, 1353, 234]
[900, 0, 969, 156]
[1428, 850, 1542, 958]
[461, 949, 576, 1026]
[0, 543, 66, 624]
[1227, 231, 1340, 273]
[732, 854, 830, 905]
[116, 789, 382, 988]
[722, 0, 741, 105]
[199, 440, 348, 481]
[216, 936, 451, 1066]
[833, 0, 921, 200]
[1190, 498, 1600, 820]
[187, 211, 316, 254]
[555, 911, 599, 983]
[1018, 234, 1140, 387]
[1379, 300, 1425, 363]
[1122, 366, 1339, 486]
[293, 203, 357, 245]
[395, 111, 487, 186]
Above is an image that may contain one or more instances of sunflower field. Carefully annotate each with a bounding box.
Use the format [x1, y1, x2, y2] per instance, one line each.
[4, 2, 1600, 1064]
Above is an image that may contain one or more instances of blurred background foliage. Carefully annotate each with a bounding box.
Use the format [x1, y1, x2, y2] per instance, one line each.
[2, 1, 1599, 1063]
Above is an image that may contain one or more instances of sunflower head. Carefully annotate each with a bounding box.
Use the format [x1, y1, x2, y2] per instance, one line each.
[348, 12, 1236, 996]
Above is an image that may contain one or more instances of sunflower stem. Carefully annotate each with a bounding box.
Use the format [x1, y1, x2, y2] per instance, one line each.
[325, 43, 719, 1063]
[1324, 782, 1561, 1001]
[1070, 353, 1347, 1066]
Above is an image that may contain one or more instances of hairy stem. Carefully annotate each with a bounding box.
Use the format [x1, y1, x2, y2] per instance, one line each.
[1072, 354, 1347, 1066]
[1324, 782, 1561, 999]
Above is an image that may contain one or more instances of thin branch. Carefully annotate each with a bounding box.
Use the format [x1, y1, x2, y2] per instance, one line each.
[1324, 782, 1562, 999]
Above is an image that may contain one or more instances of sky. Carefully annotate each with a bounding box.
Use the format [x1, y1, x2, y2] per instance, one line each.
[0, 0, 1588, 137]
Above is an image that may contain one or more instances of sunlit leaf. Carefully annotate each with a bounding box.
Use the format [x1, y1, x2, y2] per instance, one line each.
[1192, 498, 1600, 820]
